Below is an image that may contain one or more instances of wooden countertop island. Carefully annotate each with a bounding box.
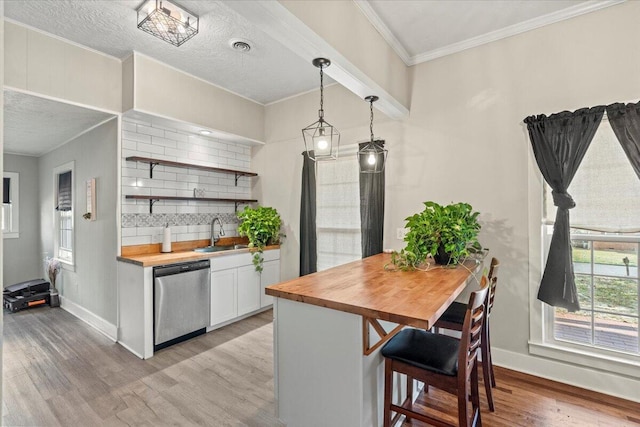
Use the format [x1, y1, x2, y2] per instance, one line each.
[266, 253, 480, 427]
[266, 252, 477, 330]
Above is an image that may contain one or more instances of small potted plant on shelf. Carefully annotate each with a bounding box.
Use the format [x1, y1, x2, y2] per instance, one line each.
[237, 205, 284, 272]
[390, 201, 483, 270]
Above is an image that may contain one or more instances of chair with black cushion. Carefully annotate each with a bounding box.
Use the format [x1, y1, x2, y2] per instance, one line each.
[435, 257, 500, 412]
[381, 280, 489, 427]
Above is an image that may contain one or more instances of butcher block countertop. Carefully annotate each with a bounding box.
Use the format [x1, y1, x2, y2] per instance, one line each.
[117, 242, 280, 267]
[266, 253, 480, 329]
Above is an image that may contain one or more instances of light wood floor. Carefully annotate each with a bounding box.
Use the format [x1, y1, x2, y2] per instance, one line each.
[4, 306, 640, 426]
[3, 306, 283, 426]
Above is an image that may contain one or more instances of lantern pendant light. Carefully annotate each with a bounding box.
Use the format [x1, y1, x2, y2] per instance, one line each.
[358, 95, 387, 173]
[302, 58, 340, 161]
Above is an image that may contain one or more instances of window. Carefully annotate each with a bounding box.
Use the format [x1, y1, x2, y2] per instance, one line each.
[316, 151, 362, 271]
[543, 116, 640, 357]
[2, 172, 20, 238]
[54, 162, 75, 266]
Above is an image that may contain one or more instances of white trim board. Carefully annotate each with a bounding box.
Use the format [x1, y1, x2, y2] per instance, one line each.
[492, 347, 640, 404]
[224, 1, 409, 120]
[60, 296, 117, 342]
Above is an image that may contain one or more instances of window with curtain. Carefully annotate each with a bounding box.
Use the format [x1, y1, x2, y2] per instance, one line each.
[316, 152, 362, 271]
[54, 163, 75, 265]
[543, 115, 640, 356]
[2, 172, 20, 238]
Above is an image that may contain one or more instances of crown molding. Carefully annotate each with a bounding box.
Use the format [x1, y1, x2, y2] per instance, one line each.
[353, 0, 625, 67]
[353, 0, 412, 66]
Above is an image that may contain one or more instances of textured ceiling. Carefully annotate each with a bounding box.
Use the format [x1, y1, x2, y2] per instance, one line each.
[4, 91, 116, 156]
[3, 0, 618, 156]
[4, 0, 326, 105]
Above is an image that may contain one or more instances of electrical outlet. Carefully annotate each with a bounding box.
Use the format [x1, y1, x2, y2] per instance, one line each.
[396, 228, 407, 240]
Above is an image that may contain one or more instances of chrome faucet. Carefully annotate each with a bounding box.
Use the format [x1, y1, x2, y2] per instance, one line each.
[210, 217, 225, 246]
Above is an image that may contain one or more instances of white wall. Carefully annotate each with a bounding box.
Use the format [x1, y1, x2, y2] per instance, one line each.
[258, 1, 640, 400]
[1, 0, 5, 411]
[39, 119, 118, 327]
[132, 54, 265, 142]
[4, 21, 122, 113]
[120, 117, 253, 247]
[3, 154, 41, 285]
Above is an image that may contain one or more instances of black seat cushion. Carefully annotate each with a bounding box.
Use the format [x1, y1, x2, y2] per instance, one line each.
[438, 301, 466, 325]
[381, 328, 460, 376]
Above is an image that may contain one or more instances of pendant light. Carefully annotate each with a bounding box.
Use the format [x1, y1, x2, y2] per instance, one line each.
[358, 96, 387, 173]
[302, 58, 340, 161]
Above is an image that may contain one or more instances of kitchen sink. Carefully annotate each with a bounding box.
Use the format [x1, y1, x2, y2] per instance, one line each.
[193, 245, 234, 253]
[233, 244, 249, 249]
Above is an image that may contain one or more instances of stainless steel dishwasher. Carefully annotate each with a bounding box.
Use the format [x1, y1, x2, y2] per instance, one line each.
[153, 259, 210, 351]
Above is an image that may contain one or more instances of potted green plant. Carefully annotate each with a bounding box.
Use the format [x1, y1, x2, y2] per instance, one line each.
[391, 201, 482, 270]
[237, 205, 283, 272]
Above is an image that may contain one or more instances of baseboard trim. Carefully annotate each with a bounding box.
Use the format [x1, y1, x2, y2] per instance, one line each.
[207, 306, 272, 332]
[60, 296, 117, 341]
[492, 347, 640, 404]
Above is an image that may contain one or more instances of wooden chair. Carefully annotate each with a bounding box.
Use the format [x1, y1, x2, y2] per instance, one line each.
[434, 257, 500, 411]
[381, 280, 489, 427]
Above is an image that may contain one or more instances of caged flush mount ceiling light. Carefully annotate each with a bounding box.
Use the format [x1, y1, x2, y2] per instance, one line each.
[137, 0, 199, 47]
[302, 58, 340, 161]
[358, 95, 387, 173]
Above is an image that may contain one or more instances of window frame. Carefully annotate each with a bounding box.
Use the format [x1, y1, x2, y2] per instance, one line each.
[527, 115, 640, 379]
[315, 145, 362, 272]
[2, 172, 20, 239]
[53, 161, 75, 268]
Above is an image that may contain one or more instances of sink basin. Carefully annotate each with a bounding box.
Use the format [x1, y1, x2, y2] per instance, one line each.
[193, 245, 233, 253]
[233, 244, 249, 249]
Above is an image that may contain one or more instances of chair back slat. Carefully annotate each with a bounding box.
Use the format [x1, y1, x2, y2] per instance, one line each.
[487, 258, 500, 314]
[459, 276, 489, 380]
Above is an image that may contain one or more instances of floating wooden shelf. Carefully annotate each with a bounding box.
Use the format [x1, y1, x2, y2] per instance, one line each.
[126, 156, 257, 185]
[125, 195, 258, 213]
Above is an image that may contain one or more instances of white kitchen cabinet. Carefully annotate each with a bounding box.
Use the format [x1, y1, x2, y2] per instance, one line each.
[210, 267, 237, 325]
[209, 249, 280, 329]
[261, 260, 280, 307]
[237, 265, 261, 316]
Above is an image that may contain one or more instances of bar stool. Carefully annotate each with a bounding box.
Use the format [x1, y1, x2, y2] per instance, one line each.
[435, 257, 500, 411]
[381, 280, 489, 427]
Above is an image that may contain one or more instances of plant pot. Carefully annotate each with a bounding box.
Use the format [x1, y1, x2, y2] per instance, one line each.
[433, 245, 452, 265]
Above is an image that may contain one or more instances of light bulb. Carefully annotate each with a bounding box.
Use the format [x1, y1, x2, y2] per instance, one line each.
[317, 139, 328, 150]
[367, 153, 376, 165]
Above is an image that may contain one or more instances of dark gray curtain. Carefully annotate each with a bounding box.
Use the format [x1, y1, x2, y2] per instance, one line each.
[3, 177, 10, 204]
[359, 141, 385, 258]
[524, 106, 604, 311]
[57, 171, 72, 211]
[300, 151, 317, 276]
[606, 102, 640, 180]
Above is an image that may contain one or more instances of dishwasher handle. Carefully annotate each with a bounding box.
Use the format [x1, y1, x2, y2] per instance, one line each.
[154, 260, 210, 277]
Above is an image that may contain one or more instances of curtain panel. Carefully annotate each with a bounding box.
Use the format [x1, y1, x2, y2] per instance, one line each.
[524, 106, 604, 311]
[606, 101, 640, 181]
[359, 141, 385, 258]
[300, 151, 317, 276]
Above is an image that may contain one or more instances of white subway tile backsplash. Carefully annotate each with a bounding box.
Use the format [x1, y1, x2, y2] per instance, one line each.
[151, 136, 178, 149]
[122, 121, 137, 132]
[163, 131, 189, 142]
[123, 131, 151, 143]
[122, 118, 255, 244]
[137, 125, 165, 138]
[122, 235, 152, 246]
[136, 142, 165, 155]
[122, 139, 137, 151]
